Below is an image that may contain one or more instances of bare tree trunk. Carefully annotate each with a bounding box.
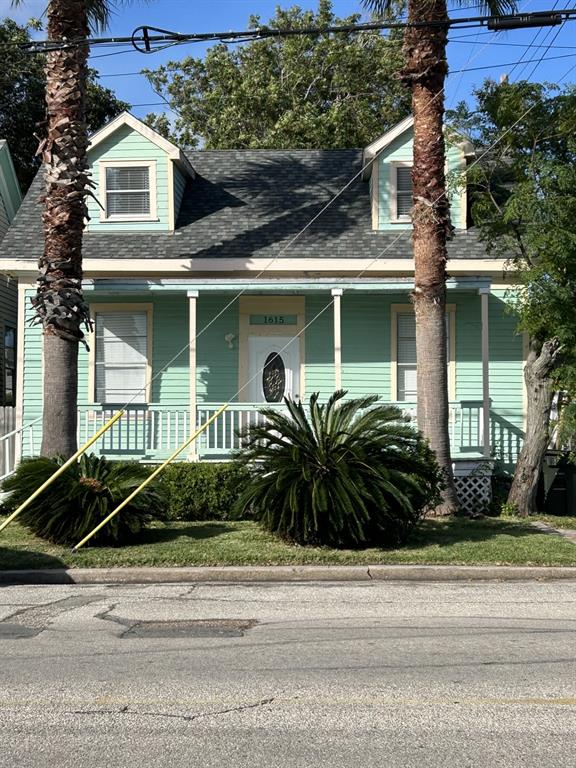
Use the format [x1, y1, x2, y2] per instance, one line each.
[404, 0, 459, 514]
[508, 337, 562, 517]
[34, 0, 91, 457]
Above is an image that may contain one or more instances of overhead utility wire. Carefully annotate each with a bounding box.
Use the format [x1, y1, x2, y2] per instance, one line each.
[13, 10, 576, 54]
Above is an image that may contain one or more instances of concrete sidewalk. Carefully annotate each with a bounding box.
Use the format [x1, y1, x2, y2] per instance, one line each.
[2, 564, 576, 584]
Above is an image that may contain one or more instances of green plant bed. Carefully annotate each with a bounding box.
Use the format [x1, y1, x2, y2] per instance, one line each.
[1, 517, 576, 569]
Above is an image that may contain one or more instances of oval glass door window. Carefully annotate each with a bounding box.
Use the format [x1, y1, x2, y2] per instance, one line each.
[262, 353, 286, 402]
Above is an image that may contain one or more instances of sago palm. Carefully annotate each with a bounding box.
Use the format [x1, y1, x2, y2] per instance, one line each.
[363, 0, 515, 513]
[233, 391, 443, 548]
[10, 0, 145, 458]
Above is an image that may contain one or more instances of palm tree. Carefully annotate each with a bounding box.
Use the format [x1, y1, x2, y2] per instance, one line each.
[11, 0, 140, 458]
[363, 0, 515, 513]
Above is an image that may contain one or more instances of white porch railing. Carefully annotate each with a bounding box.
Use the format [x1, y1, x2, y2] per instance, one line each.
[196, 401, 487, 458]
[77, 404, 190, 458]
[0, 416, 41, 481]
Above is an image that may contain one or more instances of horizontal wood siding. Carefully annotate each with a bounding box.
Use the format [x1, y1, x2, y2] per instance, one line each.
[342, 293, 392, 399]
[377, 127, 464, 231]
[197, 295, 239, 403]
[22, 290, 43, 451]
[0, 195, 9, 240]
[488, 290, 525, 464]
[305, 295, 334, 398]
[173, 165, 187, 221]
[87, 124, 170, 231]
[152, 296, 189, 404]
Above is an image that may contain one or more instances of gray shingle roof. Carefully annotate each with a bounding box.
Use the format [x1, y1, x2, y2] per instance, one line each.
[0, 148, 490, 262]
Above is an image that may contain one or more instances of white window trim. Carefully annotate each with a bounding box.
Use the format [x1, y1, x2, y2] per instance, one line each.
[98, 160, 158, 223]
[390, 304, 456, 401]
[389, 161, 412, 223]
[88, 303, 153, 404]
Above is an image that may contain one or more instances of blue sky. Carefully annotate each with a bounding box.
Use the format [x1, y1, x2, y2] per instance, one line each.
[2, 0, 575, 126]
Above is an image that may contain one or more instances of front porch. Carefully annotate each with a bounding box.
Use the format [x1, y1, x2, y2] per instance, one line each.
[19, 277, 526, 471]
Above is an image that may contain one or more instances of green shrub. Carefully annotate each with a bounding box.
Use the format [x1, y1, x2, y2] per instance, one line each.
[2, 454, 165, 546]
[233, 391, 443, 548]
[161, 462, 251, 520]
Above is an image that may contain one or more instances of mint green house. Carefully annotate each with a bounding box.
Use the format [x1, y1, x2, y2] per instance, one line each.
[0, 141, 22, 409]
[0, 113, 525, 506]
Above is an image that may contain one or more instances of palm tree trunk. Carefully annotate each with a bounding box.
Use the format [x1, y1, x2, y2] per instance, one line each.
[34, 0, 91, 457]
[403, 0, 459, 513]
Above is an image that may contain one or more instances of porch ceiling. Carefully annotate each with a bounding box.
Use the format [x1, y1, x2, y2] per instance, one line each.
[84, 277, 492, 294]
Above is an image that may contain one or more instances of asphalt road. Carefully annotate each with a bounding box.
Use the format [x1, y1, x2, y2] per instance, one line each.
[1, 580, 575, 768]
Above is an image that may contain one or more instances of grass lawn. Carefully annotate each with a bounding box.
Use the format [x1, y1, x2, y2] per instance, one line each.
[1, 516, 576, 569]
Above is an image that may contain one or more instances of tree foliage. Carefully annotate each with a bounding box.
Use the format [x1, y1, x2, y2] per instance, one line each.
[448, 80, 576, 380]
[143, 0, 410, 149]
[0, 18, 130, 190]
[233, 391, 443, 548]
[449, 80, 576, 512]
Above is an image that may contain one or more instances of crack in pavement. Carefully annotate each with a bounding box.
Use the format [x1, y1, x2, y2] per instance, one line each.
[68, 697, 276, 723]
[0, 595, 108, 636]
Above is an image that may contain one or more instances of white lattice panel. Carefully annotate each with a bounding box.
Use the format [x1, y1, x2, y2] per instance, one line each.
[454, 471, 492, 514]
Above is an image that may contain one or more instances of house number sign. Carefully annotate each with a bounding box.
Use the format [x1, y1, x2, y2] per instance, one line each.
[249, 314, 297, 326]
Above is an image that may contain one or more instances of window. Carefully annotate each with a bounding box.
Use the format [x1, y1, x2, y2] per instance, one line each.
[392, 306, 455, 401]
[4, 326, 15, 406]
[94, 311, 149, 403]
[391, 164, 412, 222]
[100, 162, 157, 221]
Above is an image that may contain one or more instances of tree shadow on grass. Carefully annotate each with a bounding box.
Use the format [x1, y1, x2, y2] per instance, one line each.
[403, 517, 544, 551]
[0, 547, 71, 574]
[132, 521, 233, 547]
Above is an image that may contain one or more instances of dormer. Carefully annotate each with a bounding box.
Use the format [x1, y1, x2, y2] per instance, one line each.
[362, 116, 474, 231]
[86, 112, 195, 232]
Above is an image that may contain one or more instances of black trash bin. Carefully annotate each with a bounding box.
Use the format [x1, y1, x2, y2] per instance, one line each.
[538, 451, 576, 515]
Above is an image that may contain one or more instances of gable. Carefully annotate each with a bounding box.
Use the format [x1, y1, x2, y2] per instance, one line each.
[86, 114, 194, 233]
[365, 122, 469, 232]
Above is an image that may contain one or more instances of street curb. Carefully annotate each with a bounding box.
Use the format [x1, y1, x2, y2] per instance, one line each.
[2, 565, 576, 585]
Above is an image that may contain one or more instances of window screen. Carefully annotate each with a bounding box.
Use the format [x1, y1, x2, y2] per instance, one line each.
[397, 313, 417, 401]
[105, 166, 150, 217]
[396, 312, 451, 401]
[4, 326, 15, 406]
[95, 312, 148, 403]
[396, 166, 412, 219]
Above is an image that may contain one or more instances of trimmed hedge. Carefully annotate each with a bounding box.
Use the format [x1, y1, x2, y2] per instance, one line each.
[162, 462, 251, 521]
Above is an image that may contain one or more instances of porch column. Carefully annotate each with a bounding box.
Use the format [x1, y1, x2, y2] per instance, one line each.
[479, 287, 491, 458]
[188, 290, 199, 460]
[332, 288, 343, 390]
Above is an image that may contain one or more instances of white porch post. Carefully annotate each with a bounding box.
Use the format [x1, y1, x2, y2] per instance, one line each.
[479, 287, 491, 458]
[188, 290, 199, 460]
[332, 288, 343, 390]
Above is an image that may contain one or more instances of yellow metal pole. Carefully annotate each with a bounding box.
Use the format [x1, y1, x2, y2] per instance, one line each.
[72, 403, 229, 552]
[0, 410, 125, 534]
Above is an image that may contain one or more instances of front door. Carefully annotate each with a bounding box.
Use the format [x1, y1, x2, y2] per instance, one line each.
[248, 336, 300, 403]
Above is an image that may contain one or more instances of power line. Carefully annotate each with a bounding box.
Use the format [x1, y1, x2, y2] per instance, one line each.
[12, 10, 576, 55]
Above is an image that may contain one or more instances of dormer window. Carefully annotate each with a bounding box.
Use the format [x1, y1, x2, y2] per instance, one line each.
[99, 160, 157, 222]
[391, 163, 412, 222]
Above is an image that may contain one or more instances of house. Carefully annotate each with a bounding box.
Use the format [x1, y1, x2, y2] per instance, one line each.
[0, 113, 525, 509]
[0, 142, 22, 410]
